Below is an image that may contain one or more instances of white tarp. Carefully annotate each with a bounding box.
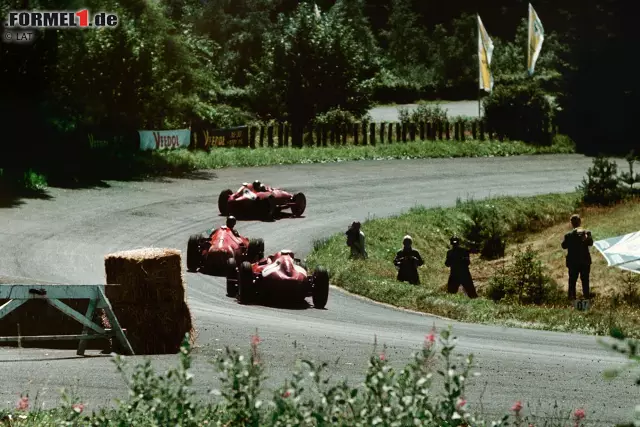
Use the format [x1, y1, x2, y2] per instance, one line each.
[138, 129, 191, 151]
[594, 231, 640, 274]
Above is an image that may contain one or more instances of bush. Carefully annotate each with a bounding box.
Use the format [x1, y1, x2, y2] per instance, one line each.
[459, 202, 507, 260]
[578, 156, 626, 206]
[619, 150, 640, 194]
[486, 245, 563, 305]
[398, 103, 448, 125]
[313, 107, 370, 128]
[482, 82, 553, 144]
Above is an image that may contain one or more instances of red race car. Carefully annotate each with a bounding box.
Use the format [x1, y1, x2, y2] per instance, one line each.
[187, 226, 264, 275]
[225, 250, 329, 309]
[218, 180, 306, 221]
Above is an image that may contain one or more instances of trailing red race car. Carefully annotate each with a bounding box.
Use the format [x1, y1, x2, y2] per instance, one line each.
[218, 180, 306, 221]
[225, 250, 329, 309]
[186, 225, 264, 275]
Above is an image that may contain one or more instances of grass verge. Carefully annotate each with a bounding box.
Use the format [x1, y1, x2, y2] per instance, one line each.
[306, 192, 640, 338]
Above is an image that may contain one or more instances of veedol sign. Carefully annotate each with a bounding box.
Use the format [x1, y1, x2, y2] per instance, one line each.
[138, 129, 191, 151]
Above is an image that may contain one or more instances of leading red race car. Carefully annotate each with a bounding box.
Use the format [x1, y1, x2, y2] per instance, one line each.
[187, 226, 264, 275]
[225, 250, 329, 309]
[218, 180, 306, 221]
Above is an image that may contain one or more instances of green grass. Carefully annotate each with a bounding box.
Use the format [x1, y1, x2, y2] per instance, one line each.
[306, 192, 640, 339]
[150, 135, 574, 170]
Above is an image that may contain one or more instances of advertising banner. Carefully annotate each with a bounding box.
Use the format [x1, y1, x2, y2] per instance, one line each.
[138, 129, 191, 151]
[192, 126, 249, 150]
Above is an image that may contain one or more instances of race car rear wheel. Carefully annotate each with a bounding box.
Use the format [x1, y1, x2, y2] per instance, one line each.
[187, 234, 202, 272]
[226, 258, 238, 298]
[312, 266, 329, 309]
[291, 192, 306, 217]
[247, 238, 265, 261]
[218, 189, 233, 216]
[262, 195, 277, 221]
[238, 261, 255, 304]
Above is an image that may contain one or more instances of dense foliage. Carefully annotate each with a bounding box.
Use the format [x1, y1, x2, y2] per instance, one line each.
[0, 0, 634, 179]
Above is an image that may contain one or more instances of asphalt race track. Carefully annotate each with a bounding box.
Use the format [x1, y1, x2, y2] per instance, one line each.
[0, 154, 635, 424]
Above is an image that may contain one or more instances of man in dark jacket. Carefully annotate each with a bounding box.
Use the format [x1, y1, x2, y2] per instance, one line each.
[394, 235, 424, 285]
[445, 236, 478, 298]
[561, 214, 593, 300]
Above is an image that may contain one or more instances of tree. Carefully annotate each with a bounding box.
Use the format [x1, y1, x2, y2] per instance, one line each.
[249, 1, 379, 145]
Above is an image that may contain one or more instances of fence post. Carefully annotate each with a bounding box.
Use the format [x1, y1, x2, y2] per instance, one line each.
[445, 121, 450, 140]
[460, 121, 466, 141]
[369, 123, 375, 146]
[380, 123, 385, 144]
[277, 123, 284, 148]
[342, 124, 348, 145]
[401, 123, 406, 142]
[410, 123, 416, 141]
[479, 120, 485, 141]
[315, 124, 321, 148]
[330, 125, 336, 145]
[322, 124, 328, 146]
[259, 126, 265, 147]
[388, 122, 393, 143]
[454, 122, 459, 141]
[250, 126, 257, 149]
[420, 122, 425, 140]
[267, 125, 274, 147]
[353, 123, 359, 145]
[472, 121, 477, 140]
[361, 122, 367, 145]
[283, 123, 290, 147]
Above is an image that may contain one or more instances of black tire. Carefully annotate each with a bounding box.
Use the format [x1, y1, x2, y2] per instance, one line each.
[291, 192, 306, 217]
[312, 266, 329, 309]
[226, 258, 238, 297]
[218, 189, 233, 216]
[238, 261, 255, 304]
[187, 234, 202, 272]
[247, 238, 265, 262]
[262, 196, 277, 221]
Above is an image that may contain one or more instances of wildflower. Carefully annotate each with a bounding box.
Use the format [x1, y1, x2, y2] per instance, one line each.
[282, 390, 291, 398]
[379, 353, 386, 361]
[457, 398, 467, 410]
[251, 334, 261, 346]
[511, 400, 523, 413]
[16, 396, 29, 411]
[72, 403, 84, 414]
[573, 408, 586, 423]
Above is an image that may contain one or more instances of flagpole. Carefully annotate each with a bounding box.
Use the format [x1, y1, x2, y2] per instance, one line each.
[477, 15, 482, 120]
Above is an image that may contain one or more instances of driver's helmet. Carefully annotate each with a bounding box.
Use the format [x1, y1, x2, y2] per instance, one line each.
[253, 180, 261, 191]
[450, 235, 460, 246]
[280, 249, 294, 258]
[226, 215, 237, 229]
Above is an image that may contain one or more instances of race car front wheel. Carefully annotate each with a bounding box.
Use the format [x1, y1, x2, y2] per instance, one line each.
[238, 261, 255, 304]
[218, 189, 232, 216]
[187, 234, 202, 272]
[312, 266, 329, 309]
[291, 192, 306, 217]
[247, 238, 265, 261]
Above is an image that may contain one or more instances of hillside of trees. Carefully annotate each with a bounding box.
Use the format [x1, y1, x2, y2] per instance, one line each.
[0, 0, 635, 171]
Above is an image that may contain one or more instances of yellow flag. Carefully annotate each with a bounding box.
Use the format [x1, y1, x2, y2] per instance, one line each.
[477, 15, 494, 92]
[527, 3, 545, 75]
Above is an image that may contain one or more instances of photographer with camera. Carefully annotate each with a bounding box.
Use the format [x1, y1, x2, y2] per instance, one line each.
[561, 214, 594, 300]
[345, 221, 367, 259]
[445, 236, 478, 298]
[394, 235, 424, 285]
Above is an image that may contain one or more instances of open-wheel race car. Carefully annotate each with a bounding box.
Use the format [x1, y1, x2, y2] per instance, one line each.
[225, 250, 329, 309]
[187, 226, 265, 275]
[218, 180, 306, 221]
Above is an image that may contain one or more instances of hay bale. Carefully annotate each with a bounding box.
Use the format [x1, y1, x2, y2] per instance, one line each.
[104, 248, 186, 303]
[0, 299, 108, 350]
[103, 247, 195, 354]
[101, 301, 195, 355]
